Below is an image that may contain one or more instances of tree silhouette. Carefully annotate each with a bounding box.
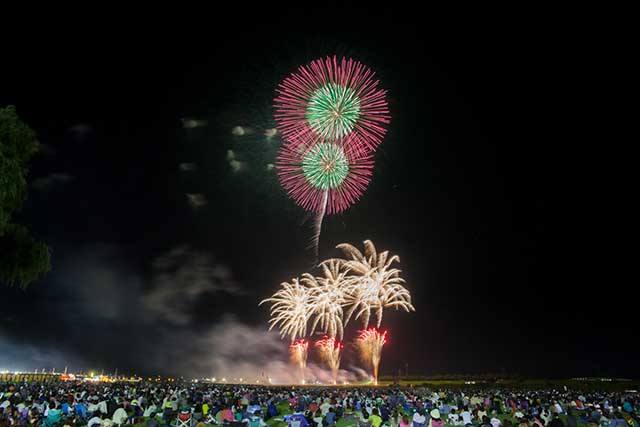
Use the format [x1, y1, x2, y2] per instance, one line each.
[0, 106, 51, 288]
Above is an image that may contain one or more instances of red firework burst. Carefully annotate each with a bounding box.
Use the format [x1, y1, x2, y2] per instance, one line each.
[274, 56, 390, 155]
[276, 140, 374, 214]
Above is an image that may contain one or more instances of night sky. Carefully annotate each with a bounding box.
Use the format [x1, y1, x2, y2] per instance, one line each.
[1, 14, 633, 380]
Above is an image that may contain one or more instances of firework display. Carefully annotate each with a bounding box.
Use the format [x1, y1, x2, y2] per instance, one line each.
[273, 56, 390, 255]
[274, 56, 390, 154]
[337, 240, 415, 328]
[259, 278, 311, 342]
[260, 240, 414, 384]
[357, 328, 387, 385]
[264, 49, 409, 387]
[304, 260, 349, 340]
[315, 336, 342, 385]
[289, 339, 309, 384]
[276, 142, 374, 215]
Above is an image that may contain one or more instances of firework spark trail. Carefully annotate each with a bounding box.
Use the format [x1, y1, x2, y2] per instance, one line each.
[310, 190, 328, 259]
[302, 259, 348, 340]
[334, 240, 415, 328]
[315, 336, 342, 385]
[277, 142, 373, 254]
[259, 279, 312, 342]
[289, 339, 309, 384]
[357, 328, 387, 385]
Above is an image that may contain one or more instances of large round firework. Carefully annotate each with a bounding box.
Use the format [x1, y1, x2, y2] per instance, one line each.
[276, 141, 374, 215]
[275, 56, 390, 154]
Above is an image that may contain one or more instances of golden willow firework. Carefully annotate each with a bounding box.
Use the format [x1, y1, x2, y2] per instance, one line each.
[261, 240, 414, 338]
[289, 339, 309, 384]
[315, 336, 343, 385]
[357, 328, 387, 385]
[259, 278, 311, 342]
[302, 259, 349, 340]
[336, 240, 415, 328]
[260, 239, 414, 385]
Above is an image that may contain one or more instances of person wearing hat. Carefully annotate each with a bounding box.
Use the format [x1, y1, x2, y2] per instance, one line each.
[430, 409, 444, 427]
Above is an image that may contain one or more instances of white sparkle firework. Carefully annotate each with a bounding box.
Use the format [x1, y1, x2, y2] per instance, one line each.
[336, 239, 414, 328]
[259, 278, 311, 342]
[302, 259, 349, 340]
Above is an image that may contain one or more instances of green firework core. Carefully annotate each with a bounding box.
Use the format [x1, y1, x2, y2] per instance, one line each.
[302, 143, 349, 190]
[306, 83, 361, 140]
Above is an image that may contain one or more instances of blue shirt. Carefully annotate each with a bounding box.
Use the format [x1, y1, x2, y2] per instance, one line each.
[290, 413, 309, 427]
[326, 412, 336, 426]
[268, 403, 278, 417]
[76, 403, 88, 418]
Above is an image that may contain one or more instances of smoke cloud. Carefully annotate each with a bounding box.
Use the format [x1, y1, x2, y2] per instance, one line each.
[0, 244, 369, 383]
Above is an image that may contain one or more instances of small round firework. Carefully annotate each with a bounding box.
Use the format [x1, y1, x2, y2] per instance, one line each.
[302, 142, 350, 191]
[275, 56, 390, 154]
[277, 141, 374, 215]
